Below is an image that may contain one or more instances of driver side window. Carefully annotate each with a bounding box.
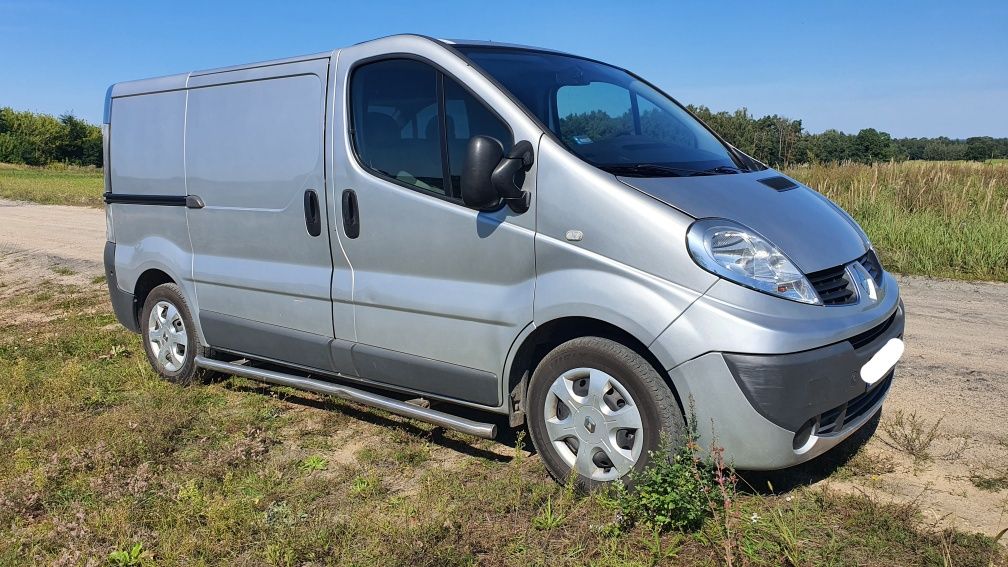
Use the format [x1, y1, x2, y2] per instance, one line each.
[350, 59, 446, 195]
[350, 58, 513, 201]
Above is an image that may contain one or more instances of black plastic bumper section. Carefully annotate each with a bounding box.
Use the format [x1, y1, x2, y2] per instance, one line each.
[104, 241, 139, 333]
[723, 302, 905, 432]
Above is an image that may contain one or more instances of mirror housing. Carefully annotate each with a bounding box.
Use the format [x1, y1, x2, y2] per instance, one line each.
[461, 136, 534, 214]
[461, 136, 505, 211]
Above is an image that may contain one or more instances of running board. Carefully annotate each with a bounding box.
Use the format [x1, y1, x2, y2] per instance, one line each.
[195, 356, 498, 439]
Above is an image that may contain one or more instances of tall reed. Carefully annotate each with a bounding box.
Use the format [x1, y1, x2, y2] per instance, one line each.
[785, 161, 1008, 281]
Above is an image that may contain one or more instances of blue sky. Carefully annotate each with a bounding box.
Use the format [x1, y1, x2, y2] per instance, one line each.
[2, 0, 1006, 138]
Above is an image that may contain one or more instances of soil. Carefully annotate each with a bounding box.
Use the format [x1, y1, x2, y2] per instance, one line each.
[1, 198, 1005, 536]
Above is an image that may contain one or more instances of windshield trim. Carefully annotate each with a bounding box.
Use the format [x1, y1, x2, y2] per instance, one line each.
[445, 43, 758, 174]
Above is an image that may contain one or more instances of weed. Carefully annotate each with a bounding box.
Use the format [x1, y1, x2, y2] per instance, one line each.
[531, 495, 565, 530]
[265, 543, 294, 567]
[298, 455, 327, 473]
[108, 542, 147, 566]
[880, 410, 969, 464]
[968, 471, 1008, 492]
[50, 265, 76, 276]
[349, 473, 383, 497]
[616, 435, 724, 533]
[644, 528, 683, 563]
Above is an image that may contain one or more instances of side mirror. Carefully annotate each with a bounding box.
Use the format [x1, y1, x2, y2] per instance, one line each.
[461, 136, 505, 211]
[461, 136, 534, 214]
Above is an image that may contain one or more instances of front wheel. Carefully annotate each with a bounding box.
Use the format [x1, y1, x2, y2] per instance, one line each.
[526, 337, 685, 490]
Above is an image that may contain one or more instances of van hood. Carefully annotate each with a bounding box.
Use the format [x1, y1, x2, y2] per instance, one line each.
[618, 170, 868, 274]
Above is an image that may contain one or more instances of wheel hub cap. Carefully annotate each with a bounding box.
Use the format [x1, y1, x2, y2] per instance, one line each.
[544, 367, 644, 481]
[147, 300, 187, 373]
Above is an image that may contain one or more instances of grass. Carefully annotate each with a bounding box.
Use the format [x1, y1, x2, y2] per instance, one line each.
[0, 162, 104, 207]
[0, 281, 1004, 565]
[3, 159, 1008, 281]
[785, 160, 1008, 281]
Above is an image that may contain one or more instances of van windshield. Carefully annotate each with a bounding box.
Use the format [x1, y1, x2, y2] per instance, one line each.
[455, 46, 745, 177]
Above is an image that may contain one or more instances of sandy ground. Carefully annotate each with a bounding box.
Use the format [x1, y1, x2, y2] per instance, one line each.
[1, 198, 1005, 536]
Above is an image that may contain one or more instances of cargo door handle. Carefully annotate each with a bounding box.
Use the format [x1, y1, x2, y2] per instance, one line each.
[341, 189, 359, 239]
[304, 189, 321, 237]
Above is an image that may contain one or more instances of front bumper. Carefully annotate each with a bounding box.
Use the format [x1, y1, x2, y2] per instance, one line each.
[667, 301, 904, 470]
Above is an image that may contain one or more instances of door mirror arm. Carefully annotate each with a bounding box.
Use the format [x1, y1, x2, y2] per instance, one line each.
[491, 140, 534, 214]
[461, 136, 534, 214]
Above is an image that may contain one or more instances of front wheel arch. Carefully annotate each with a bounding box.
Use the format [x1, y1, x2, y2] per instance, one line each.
[505, 316, 685, 425]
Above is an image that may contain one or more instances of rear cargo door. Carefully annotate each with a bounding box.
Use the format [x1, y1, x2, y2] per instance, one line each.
[185, 58, 343, 371]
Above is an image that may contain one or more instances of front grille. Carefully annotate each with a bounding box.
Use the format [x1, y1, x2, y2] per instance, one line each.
[807, 265, 856, 305]
[806, 249, 884, 306]
[848, 311, 897, 350]
[858, 249, 883, 286]
[815, 371, 892, 436]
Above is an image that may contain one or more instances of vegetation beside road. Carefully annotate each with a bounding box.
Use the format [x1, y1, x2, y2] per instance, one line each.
[0, 281, 1003, 565]
[0, 163, 104, 207]
[785, 160, 1008, 281]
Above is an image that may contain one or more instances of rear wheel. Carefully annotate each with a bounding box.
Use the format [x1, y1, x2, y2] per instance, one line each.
[140, 283, 207, 385]
[526, 337, 685, 490]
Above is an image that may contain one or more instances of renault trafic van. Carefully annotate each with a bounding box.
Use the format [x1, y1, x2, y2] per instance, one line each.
[103, 34, 904, 487]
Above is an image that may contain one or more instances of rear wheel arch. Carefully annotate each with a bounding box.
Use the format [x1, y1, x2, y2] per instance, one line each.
[506, 316, 685, 424]
[131, 269, 176, 328]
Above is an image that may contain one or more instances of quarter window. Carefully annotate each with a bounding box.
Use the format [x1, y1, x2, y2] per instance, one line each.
[350, 59, 512, 201]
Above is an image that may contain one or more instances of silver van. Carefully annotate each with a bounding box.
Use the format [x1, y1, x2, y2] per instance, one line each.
[103, 34, 904, 487]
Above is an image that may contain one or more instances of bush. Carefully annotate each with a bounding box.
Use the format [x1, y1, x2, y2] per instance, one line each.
[617, 433, 735, 533]
[0, 107, 102, 167]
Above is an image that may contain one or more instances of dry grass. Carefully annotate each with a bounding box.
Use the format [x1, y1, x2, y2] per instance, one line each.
[0, 282, 1004, 565]
[785, 160, 1008, 281]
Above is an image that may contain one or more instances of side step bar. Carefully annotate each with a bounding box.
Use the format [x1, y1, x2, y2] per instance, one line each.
[195, 356, 497, 439]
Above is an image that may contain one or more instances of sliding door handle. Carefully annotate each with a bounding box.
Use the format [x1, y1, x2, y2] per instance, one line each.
[341, 189, 359, 239]
[303, 189, 321, 237]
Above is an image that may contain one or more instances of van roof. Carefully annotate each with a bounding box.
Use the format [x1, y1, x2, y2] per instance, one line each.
[103, 35, 574, 122]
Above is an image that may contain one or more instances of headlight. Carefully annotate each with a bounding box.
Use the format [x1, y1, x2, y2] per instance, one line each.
[687, 218, 821, 305]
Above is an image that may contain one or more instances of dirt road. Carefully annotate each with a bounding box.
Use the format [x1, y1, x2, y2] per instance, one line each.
[1, 198, 1005, 535]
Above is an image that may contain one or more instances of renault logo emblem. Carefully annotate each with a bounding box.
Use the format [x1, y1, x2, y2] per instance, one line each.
[584, 416, 596, 433]
[846, 261, 882, 304]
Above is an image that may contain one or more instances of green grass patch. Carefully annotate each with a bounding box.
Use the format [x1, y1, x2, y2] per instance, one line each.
[0, 162, 103, 207]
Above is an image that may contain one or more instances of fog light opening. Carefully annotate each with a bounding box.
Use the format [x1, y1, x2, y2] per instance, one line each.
[792, 418, 817, 452]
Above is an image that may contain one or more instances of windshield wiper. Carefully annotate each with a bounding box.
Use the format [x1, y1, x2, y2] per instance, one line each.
[602, 163, 743, 178]
[687, 166, 743, 176]
[600, 163, 687, 177]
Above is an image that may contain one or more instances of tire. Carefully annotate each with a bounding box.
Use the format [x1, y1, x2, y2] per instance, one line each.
[140, 283, 208, 385]
[526, 336, 685, 490]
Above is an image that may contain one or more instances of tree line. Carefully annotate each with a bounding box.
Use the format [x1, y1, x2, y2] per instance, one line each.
[687, 105, 1008, 166]
[2, 104, 1006, 169]
[0, 107, 103, 167]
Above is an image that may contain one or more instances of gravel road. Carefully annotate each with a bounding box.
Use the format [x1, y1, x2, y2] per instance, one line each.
[1, 198, 1005, 535]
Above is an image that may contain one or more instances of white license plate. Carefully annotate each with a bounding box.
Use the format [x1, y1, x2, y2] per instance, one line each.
[860, 338, 904, 385]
